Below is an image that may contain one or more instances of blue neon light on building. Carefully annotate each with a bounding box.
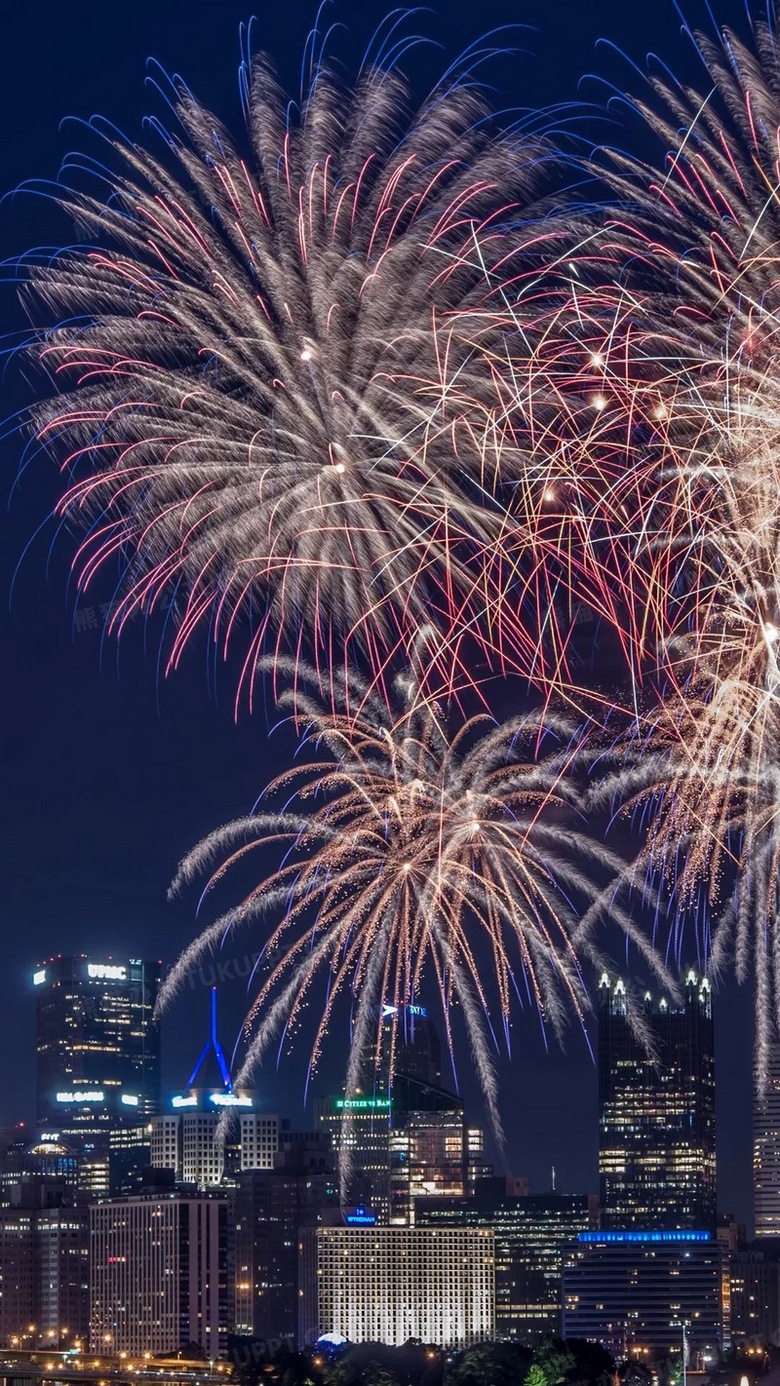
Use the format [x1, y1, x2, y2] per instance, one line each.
[578, 1229, 712, 1244]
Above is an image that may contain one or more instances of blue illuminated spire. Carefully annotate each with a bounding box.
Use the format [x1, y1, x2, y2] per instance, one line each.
[186, 988, 232, 1090]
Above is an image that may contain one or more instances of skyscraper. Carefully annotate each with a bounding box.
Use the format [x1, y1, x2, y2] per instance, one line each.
[754, 1045, 780, 1236]
[35, 957, 161, 1198]
[598, 971, 716, 1230]
[90, 1191, 228, 1355]
[417, 1182, 598, 1340]
[315, 1094, 392, 1217]
[233, 1132, 337, 1344]
[389, 1076, 468, 1224]
[150, 988, 277, 1189]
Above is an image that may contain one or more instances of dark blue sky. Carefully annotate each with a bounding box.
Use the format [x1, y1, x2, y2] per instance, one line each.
[0, 0, 757, 1224]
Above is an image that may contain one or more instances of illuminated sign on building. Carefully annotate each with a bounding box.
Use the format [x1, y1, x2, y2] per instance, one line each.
[344, 1207, 377, 1226]
[335, 1098, 392, 1111]
[121, 1094, 139, 1107]
[56, 1090, 104, 1104]
[171, 1095, 198, 1109]
[578, 1229, 712, 1244]
[210, 1093, 253, 1107]
[33, 970, 46, 986]
[87, 964, 127, 981]
[381, 1003, 427, 1019]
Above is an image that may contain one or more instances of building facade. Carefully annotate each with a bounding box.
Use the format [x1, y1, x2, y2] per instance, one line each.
[598, 972, 716, 1229]
[35, 957, 161, 1198]
[389, 1082, 468, 1225]
[299, 1226, 495, 1348]
[755, 1045, 780, 1237]
[0, 1205, 89, 1350]
[417, 1182, 598, 1340]
[90, 1193, 228, 1355]
[233, 1134, 336, 1344]
[562, 1229, 726, 1359]
[317, 1072, 481, 1225]
[150, 1096, 277, 1190]
[728, 1247, 780, 1347]
[315, 1095, 392, 1219]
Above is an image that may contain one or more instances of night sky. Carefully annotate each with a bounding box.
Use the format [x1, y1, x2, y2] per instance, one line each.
[0, 0, 757, 1225]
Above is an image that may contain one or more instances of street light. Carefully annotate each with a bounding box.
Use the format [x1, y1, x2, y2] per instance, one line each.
[671, 1320, 688, 1386]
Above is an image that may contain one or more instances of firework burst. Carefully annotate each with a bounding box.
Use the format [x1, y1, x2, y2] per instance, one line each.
[572, 6, 780, 1078]
[160, 655, 671, 1149]
[24, 33, 573, 707]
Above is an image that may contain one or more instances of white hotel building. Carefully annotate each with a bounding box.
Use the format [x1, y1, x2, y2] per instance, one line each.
[299, 1226, 495, 1348]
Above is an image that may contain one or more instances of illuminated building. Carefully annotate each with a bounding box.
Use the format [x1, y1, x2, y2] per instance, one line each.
[0, 1205, 89, 1349]
[317, 1071, 482, 1225]
[562, 1229, 726, 1358]
[728, 1247, 780, 1347]
[417, 1182, 598, 1340]
[389, 1078, 469, 1224]
[36, 1208, 90, 1347]
[233, 1133, 337, 1344]
[89, 1191, 228, 1355]
[0, 1138, 78, 1209]
[371, 1004, 443, 1090]
[108, 1123, 151, 1196]
[150, 1100, 277, 1189]
[315, 1094, 393, 1219]
[35, 956, 161, 1199]
[598, 972, 716, 1230]
[150, 989, 278, 1189]
[754, 1044, 780, 1237]
[299, 1226, 495, 1347]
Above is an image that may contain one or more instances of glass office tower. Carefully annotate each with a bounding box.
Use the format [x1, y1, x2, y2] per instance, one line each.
[598, 971, 716, 1230]
[35, 956, 161, 1196]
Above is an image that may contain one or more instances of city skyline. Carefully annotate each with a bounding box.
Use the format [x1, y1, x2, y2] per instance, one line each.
[0, 0, 765, 1243]
[6, 949, 754, 1222]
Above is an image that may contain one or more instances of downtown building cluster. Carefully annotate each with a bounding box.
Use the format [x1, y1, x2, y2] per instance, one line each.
[0, 956, 778, 1364]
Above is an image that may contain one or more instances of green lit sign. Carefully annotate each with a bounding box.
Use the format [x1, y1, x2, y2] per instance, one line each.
[335, 1097, 392, 1111]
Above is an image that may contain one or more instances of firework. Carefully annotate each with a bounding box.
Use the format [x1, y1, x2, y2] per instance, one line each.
[574, 7, 780, 1079]
[25, 34, 572, 707]
[161, 654, 671, 1157]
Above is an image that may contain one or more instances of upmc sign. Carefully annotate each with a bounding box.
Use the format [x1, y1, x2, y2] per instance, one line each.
[87, 963, 127, 980]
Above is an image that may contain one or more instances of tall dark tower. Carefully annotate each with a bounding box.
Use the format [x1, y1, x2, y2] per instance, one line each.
[35, 956, 162, 1197]
[598, 971, 716, 1230]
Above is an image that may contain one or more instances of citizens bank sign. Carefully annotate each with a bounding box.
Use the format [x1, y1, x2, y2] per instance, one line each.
[87, 963, 127, 980]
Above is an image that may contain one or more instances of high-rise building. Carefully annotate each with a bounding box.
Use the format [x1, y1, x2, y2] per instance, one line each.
[150, 1102, 277, 1189]
[35, 957, 161, 1198]
[728, 1246, 780, 1347]
[315, 1094, 392, 1218]
[317, 1072, 480, 1225]
[0, 1138, 79, 1210]
[233, 1133, 337, 1344]
[150, 988, 278, 1190]
[299, 1226, 495, 1347]
[598, 971, 716, 1230]
[754, 1045, 780, 1237]
[36, 1208, 90, 1348]
[562, 1229, 726, 1360]
[90, 1191, 228, 1355]
[372, 1005, 443, 1090]
[0, 1205, 89, 1350]
[389, 1078, 468, 1225]
[417, 1182, 598, 1341]
[108, 1124, 152, 1197]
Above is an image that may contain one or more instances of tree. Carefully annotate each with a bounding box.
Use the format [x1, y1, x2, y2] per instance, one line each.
[534, 1338, 576, 1386]
[526, 1365, 549, 1386]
